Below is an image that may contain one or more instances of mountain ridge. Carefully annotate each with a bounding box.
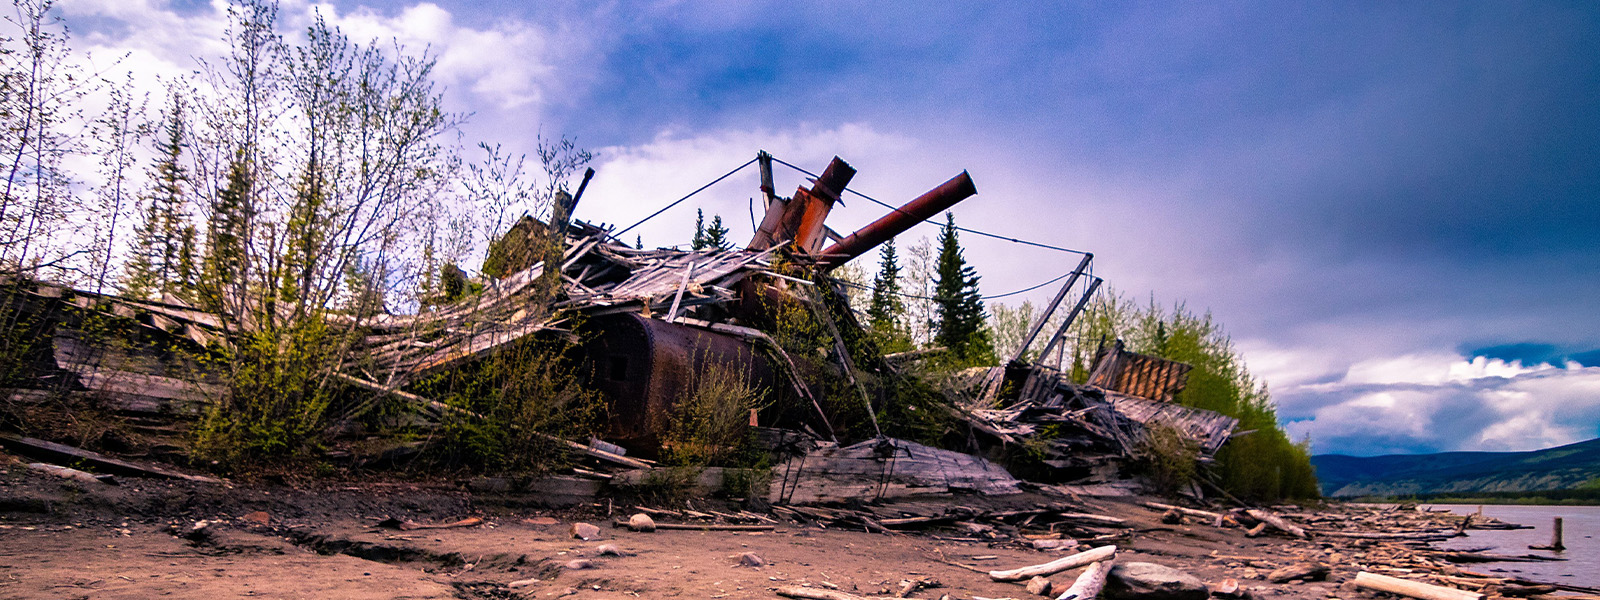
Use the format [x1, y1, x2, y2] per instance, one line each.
[1311, 437, 1600, 497]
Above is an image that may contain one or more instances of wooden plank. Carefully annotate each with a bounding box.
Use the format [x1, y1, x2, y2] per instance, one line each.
[0, 433, 220, 483]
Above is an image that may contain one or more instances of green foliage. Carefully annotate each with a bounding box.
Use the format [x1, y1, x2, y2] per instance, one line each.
[1068, 290, 1320, 501]
[1135, 422, 1201, 496]
[418, 337, 604, 473]
[193, 318, 338, 463]
[933, 213, 995, 367]
[661, 357, 767, 467]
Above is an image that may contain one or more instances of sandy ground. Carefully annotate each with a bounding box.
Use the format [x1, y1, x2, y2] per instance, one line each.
[0, 453, 1398, 600]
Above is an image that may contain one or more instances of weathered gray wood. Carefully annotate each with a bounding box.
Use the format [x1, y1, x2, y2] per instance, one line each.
[1353, 572, 1484, 600]
[989, 545, 1117, 582]
[1245, 509, 1308, 538]
[1054, 558, 1113, 600]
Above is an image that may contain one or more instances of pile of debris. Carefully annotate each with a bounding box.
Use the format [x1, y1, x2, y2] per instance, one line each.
[1, 151, 1245, 502]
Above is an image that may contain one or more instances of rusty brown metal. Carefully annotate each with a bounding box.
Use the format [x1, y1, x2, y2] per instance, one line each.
[817, 170, 977, 267]
[1086, 341, 1193, 402]
[748, 156, 855, 251]
[580, 313, 778, 456]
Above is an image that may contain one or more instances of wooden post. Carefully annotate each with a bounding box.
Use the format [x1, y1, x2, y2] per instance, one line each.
[1552, 516, 1564, 551]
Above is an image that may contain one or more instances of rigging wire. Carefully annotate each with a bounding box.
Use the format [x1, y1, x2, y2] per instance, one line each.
[834, 269, 1101, 302]
[612, 157, 759, 238]
[767, 156, 1092, 257]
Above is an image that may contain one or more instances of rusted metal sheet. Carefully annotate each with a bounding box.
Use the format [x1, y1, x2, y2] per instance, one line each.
[579, 313, 777, 455]
[1086, 342, 1192, 402]
[818, 171, 977, 267]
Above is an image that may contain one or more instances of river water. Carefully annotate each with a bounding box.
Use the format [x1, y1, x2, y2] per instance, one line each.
[1427, 504, 1599, 586]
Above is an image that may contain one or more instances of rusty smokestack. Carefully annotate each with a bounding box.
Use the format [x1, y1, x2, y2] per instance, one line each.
[818, 171, 977, 267]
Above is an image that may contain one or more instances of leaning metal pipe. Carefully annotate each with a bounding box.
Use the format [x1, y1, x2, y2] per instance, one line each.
[817, 171, 977, 267]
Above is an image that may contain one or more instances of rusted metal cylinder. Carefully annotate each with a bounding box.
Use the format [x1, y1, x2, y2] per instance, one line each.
[818, 171, 976, 267]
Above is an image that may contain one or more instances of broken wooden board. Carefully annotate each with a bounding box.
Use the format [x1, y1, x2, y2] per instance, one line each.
[0, 433, 220, 483]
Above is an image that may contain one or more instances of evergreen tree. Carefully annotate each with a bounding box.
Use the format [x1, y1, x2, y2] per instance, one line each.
[201, 155, 252, 314]
[932, 213, 995, 365]
[691, 209, 707, 249]
[703, 214, 731, 250]
[635, 235, 643, 250]
[867, 238, 910, 350]
[122, 100, 193, 300]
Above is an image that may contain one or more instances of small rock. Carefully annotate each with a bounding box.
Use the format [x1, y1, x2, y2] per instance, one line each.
[1212, 578, 1244, 598]
[739, 552, 765, 567]
[1105, 562, 1208, 600]
[1027, 576, 1054, 596]
[1161, 509, 1185, 525]
[507, 578, 539, 588]
[564, 559, 593, 570]
[596, 544, 626, 556]
[628, 513, 656, 532]
[570, 522, 602, 540]
[240, 511, 270, 526]
[522, 516, 559, 526]
[182, 520, 215, 544]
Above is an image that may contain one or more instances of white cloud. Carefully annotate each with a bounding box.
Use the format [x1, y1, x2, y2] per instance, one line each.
[316, 2, 574, 111]
[1279, 352, 1600, 455]
[579, 123, 925, 249]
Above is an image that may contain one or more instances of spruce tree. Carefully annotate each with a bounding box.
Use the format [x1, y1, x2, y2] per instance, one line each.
[867, 238, 910, 350]
[123, 100, 193, 300]
[703, 215, 731, 250]
[932, 213, 995, 365]
[691, 209, 707, 249]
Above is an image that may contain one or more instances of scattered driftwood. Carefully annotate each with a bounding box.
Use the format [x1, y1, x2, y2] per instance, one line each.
[1244, 509, 1307, 538]
[1054, 559, 1113, 600]
[1423, 551, 1565, 564]
[612, 520, 774, 531]
[1311, 530, 1453, 540]
[1145, 505, 1216, 524]
[378, 516, 483, 531]
[990, 545, 1117, 582]
[1354, 572, 1485, 600]
[776, 586, 882, 600]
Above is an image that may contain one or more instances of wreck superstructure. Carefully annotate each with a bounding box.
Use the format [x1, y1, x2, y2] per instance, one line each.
[1, 151, 1240, 495]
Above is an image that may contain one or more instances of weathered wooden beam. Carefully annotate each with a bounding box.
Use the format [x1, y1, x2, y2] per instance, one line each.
[0, 433, 219, 483]
[1353, 572, 1484, 600]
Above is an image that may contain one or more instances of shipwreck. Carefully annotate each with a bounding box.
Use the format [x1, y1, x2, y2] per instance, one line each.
[0, 152, 1239, 503]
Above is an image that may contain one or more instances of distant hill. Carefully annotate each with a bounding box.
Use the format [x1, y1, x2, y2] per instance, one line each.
[1311, 438, 1600, 498]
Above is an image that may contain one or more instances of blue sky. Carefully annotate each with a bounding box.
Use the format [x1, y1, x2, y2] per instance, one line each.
[60, 0, 1600, 456]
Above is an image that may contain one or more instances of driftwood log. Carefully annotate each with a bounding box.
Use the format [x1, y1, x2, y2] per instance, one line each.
[990, 545, 1117, 582]
[1054, 559, 1113, 600]
[1353, 572, 1485, 600]
[1142, 502, 1224, 521]
[1245, 509, 1307, 538]
[776, 586, 878, 600]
